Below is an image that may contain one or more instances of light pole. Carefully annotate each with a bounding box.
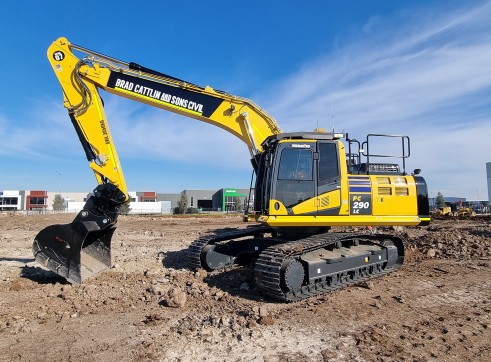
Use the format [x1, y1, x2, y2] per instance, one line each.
[55, 171, 62, 197]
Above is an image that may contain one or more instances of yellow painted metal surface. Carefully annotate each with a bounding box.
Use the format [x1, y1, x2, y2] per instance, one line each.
[47, 38, 128, 197]
[266, 171, 423, 226]
[261, 214, 426, 227]
[47, 37, 283, 198]
[371, 175, 417, 216]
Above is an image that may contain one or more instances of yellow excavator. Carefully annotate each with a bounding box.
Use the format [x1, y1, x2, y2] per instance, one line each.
[33, 37, 430, 302]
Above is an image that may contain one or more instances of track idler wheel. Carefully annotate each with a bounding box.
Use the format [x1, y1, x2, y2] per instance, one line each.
[280, 259, 305, 292]
[200, 244, 235, 271]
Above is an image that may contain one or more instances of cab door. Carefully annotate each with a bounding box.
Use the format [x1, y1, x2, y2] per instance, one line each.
[271, 142, 316, 215]
[316, 141, 342, 215]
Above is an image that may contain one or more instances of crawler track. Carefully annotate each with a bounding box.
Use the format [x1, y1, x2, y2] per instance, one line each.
[187, 226, 274, 270]
[187, 228, 404, 302]
[254, 233, 404, 302]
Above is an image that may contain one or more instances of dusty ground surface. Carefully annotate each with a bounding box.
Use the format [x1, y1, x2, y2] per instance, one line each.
[0, 213, 490, 362]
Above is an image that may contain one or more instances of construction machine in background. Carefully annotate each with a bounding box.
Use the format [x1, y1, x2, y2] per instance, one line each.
[432, 205, 476, 218]
[33, 37, 430, 302]
[455, 207, 476, 218]
[433, 206, 453, 217]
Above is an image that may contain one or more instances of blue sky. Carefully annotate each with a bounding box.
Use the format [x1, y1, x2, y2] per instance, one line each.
[1, 0, 490, 200]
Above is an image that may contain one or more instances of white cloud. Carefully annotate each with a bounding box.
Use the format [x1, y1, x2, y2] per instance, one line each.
[0, 95, 250, 169]
[103, 96, 251, 169]
[411, 117, 491, 197]
[0, 100, 77, 159]
[254, 1, 491, 199]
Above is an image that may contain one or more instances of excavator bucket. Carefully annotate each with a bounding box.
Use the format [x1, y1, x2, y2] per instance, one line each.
[32, 218, 116, 284]
[32, 184, 126, 284]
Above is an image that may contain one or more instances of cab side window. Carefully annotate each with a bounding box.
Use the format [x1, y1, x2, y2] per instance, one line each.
[318, 142, 339, 185]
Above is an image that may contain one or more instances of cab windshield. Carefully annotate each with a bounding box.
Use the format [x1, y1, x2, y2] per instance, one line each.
[275, 148, 314, 208]
[278, 148, 313, 181]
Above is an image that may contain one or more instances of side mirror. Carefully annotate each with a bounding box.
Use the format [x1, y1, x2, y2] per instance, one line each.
[412, 168, 421, 175]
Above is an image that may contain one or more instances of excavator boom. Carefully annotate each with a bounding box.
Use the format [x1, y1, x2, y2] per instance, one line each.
[34, 37, 281, 283]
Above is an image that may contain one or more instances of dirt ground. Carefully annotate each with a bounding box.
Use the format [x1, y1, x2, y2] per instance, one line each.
[0, 213, 490, 362]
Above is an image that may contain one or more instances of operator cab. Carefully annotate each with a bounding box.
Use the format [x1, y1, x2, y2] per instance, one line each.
[252, 132, 414, 216]
[253, 132, 343, 215]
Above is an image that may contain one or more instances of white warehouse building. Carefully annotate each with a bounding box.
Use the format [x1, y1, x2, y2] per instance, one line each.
[0, 190, 172, 215]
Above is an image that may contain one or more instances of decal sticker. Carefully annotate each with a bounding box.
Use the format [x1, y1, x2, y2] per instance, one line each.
[53, 51, 65, 61]
[350, 194, 372, 215]
[348, 176, 371, 193]
[107, 72, 223, 117]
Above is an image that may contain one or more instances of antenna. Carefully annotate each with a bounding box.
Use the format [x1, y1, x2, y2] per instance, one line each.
[330, 97, 335, 132]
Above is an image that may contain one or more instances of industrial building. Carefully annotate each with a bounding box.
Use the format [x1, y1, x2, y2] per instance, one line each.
[0, 190, 48, 212]
[0, 188, 250, 215]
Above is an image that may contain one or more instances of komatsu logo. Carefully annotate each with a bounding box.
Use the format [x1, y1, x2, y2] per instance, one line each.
[114, 78, 204, 114]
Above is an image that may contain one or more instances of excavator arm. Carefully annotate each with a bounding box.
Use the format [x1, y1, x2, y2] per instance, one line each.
[33, 37, 282, 283]
[48, 37, 281, 191]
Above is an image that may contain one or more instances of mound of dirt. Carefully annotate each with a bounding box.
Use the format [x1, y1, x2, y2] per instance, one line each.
[0, 214, 489, 361]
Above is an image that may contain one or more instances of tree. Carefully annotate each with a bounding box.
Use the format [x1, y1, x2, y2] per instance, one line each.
[233, 197, 243, 213]
[52, 194, 65, 211]
[435, 192, 446, 208]
[175, 193, 188, 214]
[118, 202, 131, 215]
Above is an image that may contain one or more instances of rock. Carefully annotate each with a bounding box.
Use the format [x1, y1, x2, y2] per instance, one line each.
[154, 277, 170, 285]
[166, 269, 179, 280]
[259, 306, 269, 317]
[163, 287, 187, 308]
[321, 348, 337, 360]
[209, 316, 219, 326]
[194, 269, 207, 279]
[149, 283, 170, 296]
[246, 319, 257, 328]
[213, 291, 225, 300]
[219, 316, 230, 326]
[258, 315, 274, 326]
[426, 248, 436, 258]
